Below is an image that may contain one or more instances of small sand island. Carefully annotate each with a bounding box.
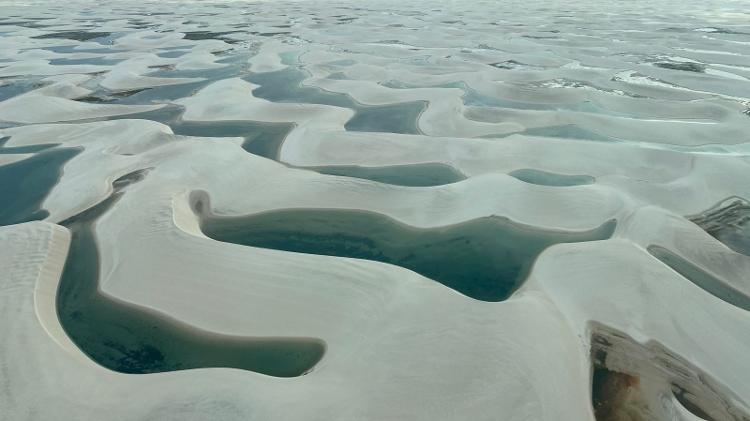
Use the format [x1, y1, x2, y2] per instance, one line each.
[1, 0, 750, 419]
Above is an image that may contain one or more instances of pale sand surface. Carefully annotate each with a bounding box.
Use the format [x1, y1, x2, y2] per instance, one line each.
[1, 0, 750, 419]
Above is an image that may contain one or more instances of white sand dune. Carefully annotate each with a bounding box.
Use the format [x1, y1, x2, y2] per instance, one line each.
[1, 0, 750, 419]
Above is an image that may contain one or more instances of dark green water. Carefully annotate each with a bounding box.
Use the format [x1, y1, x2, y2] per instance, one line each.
[648, 245, 750, 312]
[509, 168, 594, 187]
[32, 31, 112, 42]
[78, 56, 249, 106]
[75, 63, 426, 164]
[57, 170, 326, 376]
[85, 105, 184, 125]
[171, 120, 294, 160]
[484, 124, 620, 142]
[313, 163, 465, 187]
[0, 146, 80, 226]
[246, 67, 425, 134]
[199, 206, 616, 301]
[517, 124, 620, 142]
[85, 106, 460, 186]
[0, 78, 45, 102]
[80, 105, 293, 159]
[182, 30, 241, 43]
[77, 80, 209, 106]
[0, 136, 56, 154]
[49, 57, 124, 66]
[344, 100, 425, 134]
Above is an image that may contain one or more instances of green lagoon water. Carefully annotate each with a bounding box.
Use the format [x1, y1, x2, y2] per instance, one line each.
[0, 145, 79, 226]
[649, 245, 750, 312]
[201, 207, 615, 301]
[314, 163, 466, 187]
[509, 168, 594, 187]
[247, 67, 425, 134]
[57, 171, 325, 376]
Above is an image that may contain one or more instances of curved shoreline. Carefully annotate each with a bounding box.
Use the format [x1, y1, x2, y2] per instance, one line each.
[57, 170, 326, 377]
[196, 195, 616, 302]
